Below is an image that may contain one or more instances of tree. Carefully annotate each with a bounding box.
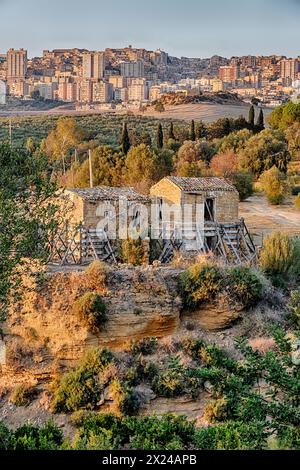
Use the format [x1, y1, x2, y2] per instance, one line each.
[248, 105, 255, 129]
[46, 117, 85, 174]
[216, 129, 252, 154]
[238, 129, 291, 178]
[154, 101, 165, 113]
[207, 118, 232, 139]
[196, 121, 207, 139]
[269, 102, 300, 130]
[0, 143, 58, 319]
[124, 144, 156, 194]
[256, 109, 265, 132]
[120, 122, 131, 155]
[232, 172, 254, 201]
[190, 120, 196, 141]
[258, 166, 289, 205]
[285, 122, 300, 160]
[210, 151, 238, 179]
[156, 123, 164, 149]
[168, 122, 176, 141]
[153, 148, 174, 180]
[176, 141, 216, 177]
[66, 146, 124, 188]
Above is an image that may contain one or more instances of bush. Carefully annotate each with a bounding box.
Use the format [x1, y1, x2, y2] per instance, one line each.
[85, 260, 108, 288]
[152, 369, 185, 398]
[258, 166, 289, 205]
[227, 267, 263, 308]
[288, 289, 300, 327]
[193, 422, 267, 450]
[259, 232, 300, 284]
[51, 348, 116, 413]
[232, 172, 253, 201]
[180, 264, 263, 311]
[109, 379, 140, 415]
[10, 385, 35, 407]
[121, 238, 145, 266]
[128, 414, 195, 450]
[130, 337, 158, 356]
[179, 263, 222, 310]
[0, 422, 12, 450]
[204, 398, 228, 423]
[12, 422, 63, 450]
[73, 292, 107, 334]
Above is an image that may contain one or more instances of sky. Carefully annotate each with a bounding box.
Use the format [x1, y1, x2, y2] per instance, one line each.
[0, 0, 300, 58]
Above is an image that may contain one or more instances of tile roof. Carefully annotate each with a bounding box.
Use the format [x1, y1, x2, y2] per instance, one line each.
[67, 186, 150, 202]
[166, 176, 237, 192]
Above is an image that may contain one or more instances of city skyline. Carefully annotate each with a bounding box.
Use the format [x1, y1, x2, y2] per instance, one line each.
[1, 0, 300, 58]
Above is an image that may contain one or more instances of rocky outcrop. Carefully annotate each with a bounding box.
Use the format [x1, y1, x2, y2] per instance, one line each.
[182, 294, 244, 331]
[3, 266, 182, 366]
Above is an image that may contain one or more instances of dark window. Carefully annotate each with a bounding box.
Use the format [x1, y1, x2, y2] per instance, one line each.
[204, 198, 215, 222]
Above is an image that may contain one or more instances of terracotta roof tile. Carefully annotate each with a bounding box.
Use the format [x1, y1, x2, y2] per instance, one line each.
[67, 186, 150, 202]
[167, 176, 237, 192]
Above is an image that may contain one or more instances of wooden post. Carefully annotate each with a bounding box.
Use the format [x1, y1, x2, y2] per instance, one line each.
[89, 149, 93, 188]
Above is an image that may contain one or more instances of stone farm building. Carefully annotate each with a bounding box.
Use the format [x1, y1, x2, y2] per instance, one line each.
[50, 177, 256, 265]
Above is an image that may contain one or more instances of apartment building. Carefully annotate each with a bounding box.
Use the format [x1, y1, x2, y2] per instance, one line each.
[7, 48, 27, 80]
[120, 60, 144, 78]
[128, 78, 148, 101]
[82, 52, 105, 79]
[219, 65, 240, 83]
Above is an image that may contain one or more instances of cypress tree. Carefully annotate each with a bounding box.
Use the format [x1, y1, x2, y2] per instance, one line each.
[157, 123, 164, 149]
[248, 105, 255, 129]
[168, 122, 176, 141]
[190, 120, 196, 141]
[196, 121, 207, 139]
[120, 122, 131, 155]
[256, 109, 265, 132]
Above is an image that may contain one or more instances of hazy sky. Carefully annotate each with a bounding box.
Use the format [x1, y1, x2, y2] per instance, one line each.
[1, 0, 300, 58]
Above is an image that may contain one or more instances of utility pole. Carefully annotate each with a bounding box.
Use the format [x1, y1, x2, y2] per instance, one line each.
[89, 149, 93, 189]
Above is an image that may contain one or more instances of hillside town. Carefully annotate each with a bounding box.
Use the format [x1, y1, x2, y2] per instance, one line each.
[0, 46, 300, 109]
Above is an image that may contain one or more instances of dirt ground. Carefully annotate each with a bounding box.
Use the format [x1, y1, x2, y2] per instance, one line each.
[139, 103, 273, 123]
[239, 195, 300, 245]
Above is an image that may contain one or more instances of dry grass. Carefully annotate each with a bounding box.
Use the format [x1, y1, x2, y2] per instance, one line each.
[248, 337, 276, 354]
[84, 260, 109, 291]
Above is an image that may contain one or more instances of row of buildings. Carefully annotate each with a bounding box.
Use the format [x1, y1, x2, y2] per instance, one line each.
[0, 47, 300, 108]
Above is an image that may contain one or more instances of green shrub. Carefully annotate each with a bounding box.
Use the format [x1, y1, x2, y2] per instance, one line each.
[152, 369, 185, 398]
[10, 385, 35, 407]
[179, 263, 222, 310]
[259, 232, 300, 284]
[288, 289, 300, 327]
[109, 379, 140, 415]
[73, 292, 107, 334]
[227, 267, 263, 308]
[193, 422, 267, 450]
[0, 422, 12, 450]
[232, 172, 253, 201]
[127, 414, 195, 450]
[51, 348, 115, 413]
[180, 337, 205, 361]
[12, 422, 63, 450]
[180, 264, 263, 311]
[130, 337, 158, 356]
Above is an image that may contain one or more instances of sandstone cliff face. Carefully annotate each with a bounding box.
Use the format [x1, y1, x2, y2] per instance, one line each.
[3, 266, 182, 366]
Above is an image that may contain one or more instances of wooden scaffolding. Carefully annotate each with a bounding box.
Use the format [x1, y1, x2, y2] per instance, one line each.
[158, 218, 257, 265]
[48, 223, 117, 266]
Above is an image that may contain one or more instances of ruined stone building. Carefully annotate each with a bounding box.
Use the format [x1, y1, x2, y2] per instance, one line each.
[50, 177, 255, 265]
